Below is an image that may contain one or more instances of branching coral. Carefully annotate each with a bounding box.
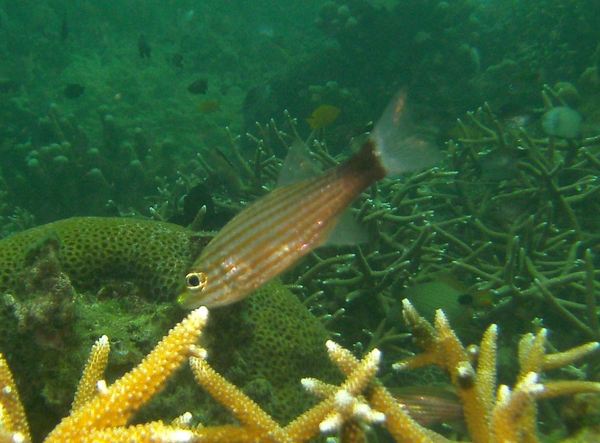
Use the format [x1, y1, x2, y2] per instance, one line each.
[216, 113, 454, 352]
[435, 89, 600, 345]
[2, 102, 155, 222]
[249, 89, 600, 362]
[0, 306, 209, 443]
[2, 300, 598, 442]
[1, 83, 598, 440]
[395, 299, 600, 443]
[0, 217, 339, 435]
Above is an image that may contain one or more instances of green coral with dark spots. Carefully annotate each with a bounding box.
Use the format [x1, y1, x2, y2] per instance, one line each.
[0, 216, 337, 437]
[0, 217, 209, 298]
[207, 280, 337, 423]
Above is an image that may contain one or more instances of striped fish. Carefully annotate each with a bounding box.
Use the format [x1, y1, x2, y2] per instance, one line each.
[390, 386, 463, 427]
[178, 91, 439, 309]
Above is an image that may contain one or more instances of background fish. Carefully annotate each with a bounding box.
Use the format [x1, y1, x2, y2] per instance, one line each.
[137, 34, 151, 59]
[391, 385, 463, 427]
[178, 91, 440, 309]
[306, 104, 341, 130]
[188, 78, 208, 95]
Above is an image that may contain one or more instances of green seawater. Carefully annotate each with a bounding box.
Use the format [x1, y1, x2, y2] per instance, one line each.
[0, 1, 599, 441]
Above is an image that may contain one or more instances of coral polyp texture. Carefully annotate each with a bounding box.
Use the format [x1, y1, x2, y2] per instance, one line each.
[1, 301, 598, 442]
[207, 280, 335, 423]
[0, 217, 208, 298]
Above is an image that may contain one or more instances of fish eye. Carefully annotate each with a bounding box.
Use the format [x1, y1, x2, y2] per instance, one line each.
[186, 272, 208, 291]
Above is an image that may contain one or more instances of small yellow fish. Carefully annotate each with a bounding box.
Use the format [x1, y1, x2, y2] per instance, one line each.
[306, 104, 341, 130]
[178, 91, 439, 309]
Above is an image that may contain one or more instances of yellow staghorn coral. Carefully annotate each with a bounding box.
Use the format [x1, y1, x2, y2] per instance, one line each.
[395, 299, 600, 443]
[0, 353, 31, 442]
[0, 217, 333, 428]
[1, 300, 599, 442]
[189, 356, 291, 442]
[65, 422, 199, 443]
[0, 306, 207, 443]
[321, 340, 439, 443]
[70, 335, 110, 413]
[0, 307, 385, 442]
[44, 306, 209, 442]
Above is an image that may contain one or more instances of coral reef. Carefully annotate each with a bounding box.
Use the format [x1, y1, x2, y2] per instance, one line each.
[0, 216, 338, 439]
[0, 0, 322, 227]
[0, 217, 209, 298]
[0, 217, 208, 437]
[244, 87, 599, 369]
[4, 93, 591, 439]
[1, 0, 597, 242]
[0, 2, 599, 440]
[207, 280, 336, 423]
[0, 306, 210, 443]
[434, 90, 600, 345]
[396, 300, 600, 442]
[2, 301, 599, 442]
[0, 80, 210, 224]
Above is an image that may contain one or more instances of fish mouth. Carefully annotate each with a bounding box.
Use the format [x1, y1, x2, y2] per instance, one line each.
[176, 291, 198, 310]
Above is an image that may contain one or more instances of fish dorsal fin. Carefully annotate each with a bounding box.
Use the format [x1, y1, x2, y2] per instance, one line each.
[277, 138, 322, 186]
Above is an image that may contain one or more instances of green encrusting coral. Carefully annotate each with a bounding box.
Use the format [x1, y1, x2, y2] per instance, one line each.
[207, 280, 336, 423]
[0, 216, 335, 438]
[0, 216, 209, 298]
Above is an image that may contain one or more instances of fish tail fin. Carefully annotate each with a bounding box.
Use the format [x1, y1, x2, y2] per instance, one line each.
[372, 90, 441, 175]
